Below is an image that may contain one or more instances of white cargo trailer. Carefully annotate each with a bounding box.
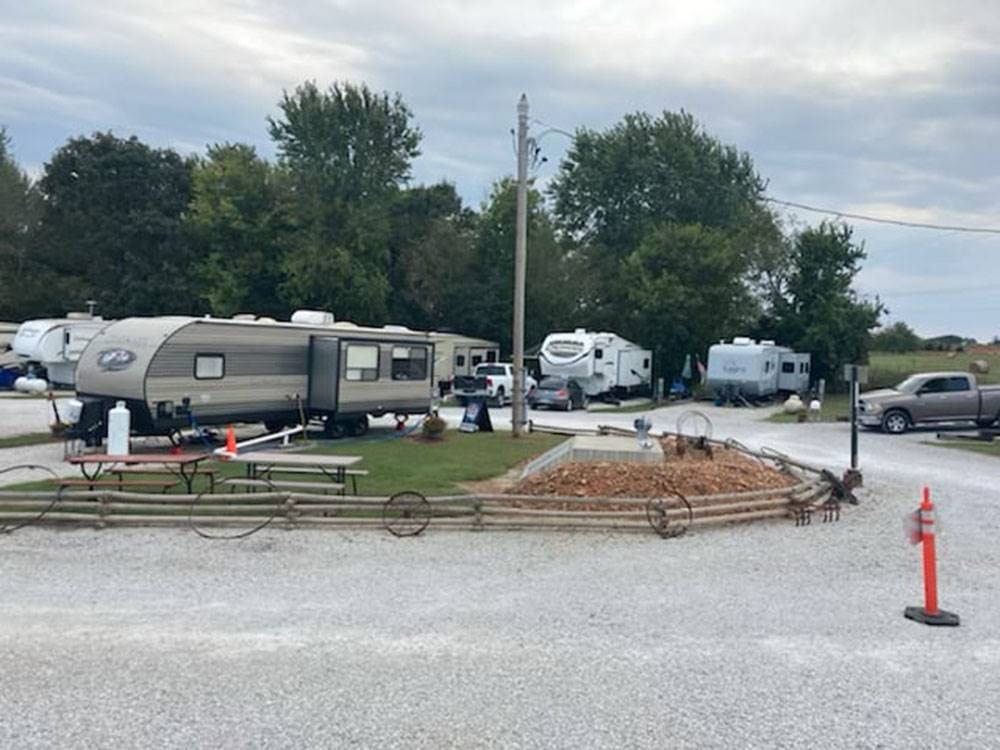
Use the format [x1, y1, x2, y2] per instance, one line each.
[539, 329, 651, 398]
[706, 337, 810, 400]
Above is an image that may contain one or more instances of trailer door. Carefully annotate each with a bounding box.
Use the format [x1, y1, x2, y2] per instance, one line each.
[308, 336, 340, 411]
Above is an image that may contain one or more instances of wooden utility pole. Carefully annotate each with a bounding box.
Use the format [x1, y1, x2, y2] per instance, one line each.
[512, 94, 529, 437]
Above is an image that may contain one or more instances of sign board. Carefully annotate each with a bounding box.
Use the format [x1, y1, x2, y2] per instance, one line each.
[843, 364, 869, 385]
[459, 400, 494, 433]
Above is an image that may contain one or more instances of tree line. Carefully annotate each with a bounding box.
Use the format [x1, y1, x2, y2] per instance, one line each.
[0, 81, 883, 384]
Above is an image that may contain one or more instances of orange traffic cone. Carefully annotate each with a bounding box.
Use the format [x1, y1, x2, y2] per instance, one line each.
[225, 425, 237, 457]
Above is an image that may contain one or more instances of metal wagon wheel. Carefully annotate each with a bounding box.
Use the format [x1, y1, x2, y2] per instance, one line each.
[676, 409, 713, 440]
[0, 464, 64, 533]
[645, 491, 693, 539]
[188, 476, 284, 540]
[382, 491, 432, 537]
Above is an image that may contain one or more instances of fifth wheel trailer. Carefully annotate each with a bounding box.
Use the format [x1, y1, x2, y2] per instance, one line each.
[69, 314, 435, 443]
[428, 332, 500, 394]
[539, 329, 652, 398]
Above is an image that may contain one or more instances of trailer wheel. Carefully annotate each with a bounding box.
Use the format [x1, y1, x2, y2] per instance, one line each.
[347, 416, 369, 437]
[323, 418, 346, 440]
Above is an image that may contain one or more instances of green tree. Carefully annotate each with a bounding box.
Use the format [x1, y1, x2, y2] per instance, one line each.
[622, 223, 749, 377]
[761, 222, 883, 383]
[0, 128, 49, 319]
[268, 81, 421, 323]
[462, 179, 577, 353]
[870, 321, 923, 352]
[187, 143, 288, 317]
[34, 132, 195, 317]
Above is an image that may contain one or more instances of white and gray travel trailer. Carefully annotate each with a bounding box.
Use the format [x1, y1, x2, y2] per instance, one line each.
[11, 313, 110, 388]
[706, 337, 810, 400]
[69, 314, 436, 443]
[429, 332, 500, 394]
[0, 321, 19, 367]
[539, 329, 652, 398]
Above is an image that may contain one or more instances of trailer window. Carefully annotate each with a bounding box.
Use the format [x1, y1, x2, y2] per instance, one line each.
[345, 345, 379, 382]
[594, 348, 603, 360]
[472, 354, 483, 366]
[782, 362, 795, 374]
[643, 358, 650, 369]
[194, 354, 225, 380]
[455, 354, 466, 367]
[392, 346, 428, 380]
[800, 362, 809, 374]
[486, 350, 498, 363]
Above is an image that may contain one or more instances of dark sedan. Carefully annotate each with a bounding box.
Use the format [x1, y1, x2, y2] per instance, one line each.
[528, 376, 588, 411]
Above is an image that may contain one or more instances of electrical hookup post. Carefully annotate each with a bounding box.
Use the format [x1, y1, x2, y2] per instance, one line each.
[905, 487, 960, 627]
[843, 364, 868, 487]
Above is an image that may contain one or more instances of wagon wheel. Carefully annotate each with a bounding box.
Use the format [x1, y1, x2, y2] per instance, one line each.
[382, 491, 432, 537]
[675, 409, 713, 441]
[645, 491, 693, 539]
[0, 464, 63, 533]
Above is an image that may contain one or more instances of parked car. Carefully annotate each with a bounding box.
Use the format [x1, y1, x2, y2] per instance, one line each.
[452, 363, 537, 406]
[528, 376, 588, 411]
[858, 371, 1000, 434]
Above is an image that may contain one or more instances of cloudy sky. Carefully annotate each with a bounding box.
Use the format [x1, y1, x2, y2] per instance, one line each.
[3, 0, 998, 339]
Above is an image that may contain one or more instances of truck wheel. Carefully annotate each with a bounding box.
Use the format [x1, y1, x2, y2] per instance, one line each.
[881, 410, 910, 434]
[494, 387, 505, 406]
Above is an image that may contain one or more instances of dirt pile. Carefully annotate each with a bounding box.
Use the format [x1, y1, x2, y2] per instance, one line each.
[511, 438, 797, 499]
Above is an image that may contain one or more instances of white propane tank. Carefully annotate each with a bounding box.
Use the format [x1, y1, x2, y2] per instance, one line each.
[28, 379, 48, 394]
[13, 376, 28, 392]
[809, 399, 822, 421]
[107, 401, 131, 455]
[783, 394, 803, 414]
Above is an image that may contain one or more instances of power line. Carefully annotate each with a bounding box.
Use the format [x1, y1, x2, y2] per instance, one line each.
[765, 197, 1000, 235]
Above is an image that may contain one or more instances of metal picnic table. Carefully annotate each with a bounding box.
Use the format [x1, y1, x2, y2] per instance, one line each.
[66, 453, 212, 493]
[224, 451, 363, 491]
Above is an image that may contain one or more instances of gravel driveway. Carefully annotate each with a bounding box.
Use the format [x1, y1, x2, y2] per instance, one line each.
[1, 403, 998, 748]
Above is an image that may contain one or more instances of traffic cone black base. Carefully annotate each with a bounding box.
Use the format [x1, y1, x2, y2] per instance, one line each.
[904, 606, 960, 627]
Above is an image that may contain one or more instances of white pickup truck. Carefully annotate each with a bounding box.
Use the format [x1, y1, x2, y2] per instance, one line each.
[451, 363, 537, 406]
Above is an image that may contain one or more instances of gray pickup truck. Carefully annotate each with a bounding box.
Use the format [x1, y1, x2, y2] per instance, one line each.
[858, 371, 1000, 434]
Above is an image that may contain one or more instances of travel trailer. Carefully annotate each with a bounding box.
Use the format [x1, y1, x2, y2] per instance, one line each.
[538, 329, 652, 398]
[705, 337, 810, 400]
[428, 332, 500, 394]
[11, 313, 110, 388]
[69, 312, 435, 443]
[0, 322, 19, 367]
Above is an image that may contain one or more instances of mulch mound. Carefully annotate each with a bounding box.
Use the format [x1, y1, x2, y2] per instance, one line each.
[510, 437, 797, 500]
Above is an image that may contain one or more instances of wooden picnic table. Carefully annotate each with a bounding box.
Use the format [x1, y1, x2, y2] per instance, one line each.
[66, 453, 212, 493]
[224, 451, 362, 488]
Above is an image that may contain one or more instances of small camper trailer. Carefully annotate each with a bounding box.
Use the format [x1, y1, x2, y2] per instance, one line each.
[428, 333, 500, 394]
[11, 313, 110, 388]
[705, 338, 810, 400]
[70, 313, 435, 442]
[538, 329, 652, 398]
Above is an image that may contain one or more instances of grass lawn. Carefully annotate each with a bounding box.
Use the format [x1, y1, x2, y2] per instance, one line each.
[925, 439, 1000, 459]
[1, 429, 565, 497]
[0, 432, 59, 449]
[767, 393, 852, 423]
[868, 350, 1000, 389]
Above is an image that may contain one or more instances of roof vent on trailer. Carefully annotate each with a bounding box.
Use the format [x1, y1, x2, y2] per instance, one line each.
[732, 336, 753, 345]
[759, 339, 776, 346]
[574, 328, 586, 335]
[291, 310, 335, 326]
[231, 313, 257, 321]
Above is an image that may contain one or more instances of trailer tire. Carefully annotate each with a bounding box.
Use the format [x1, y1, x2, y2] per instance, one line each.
[323, 418, 346, 440]
[347, 416, 369, 437]
[263, 420, 286, 433]
[881, 409, 910, 434]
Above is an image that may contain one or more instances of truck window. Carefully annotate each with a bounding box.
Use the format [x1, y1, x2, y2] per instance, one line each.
[345, 344, 379, 382]
[782, 362, 795, 374]
[946, 376, 971, 392]
[476, 366, 506, 376]
[919, 378, 948, 394]
[392, 346, 428, 381]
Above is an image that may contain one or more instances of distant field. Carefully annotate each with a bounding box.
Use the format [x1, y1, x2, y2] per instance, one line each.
[867, 349, 1000, 389]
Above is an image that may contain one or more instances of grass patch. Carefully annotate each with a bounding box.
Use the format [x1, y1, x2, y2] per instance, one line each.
[868, 350, 1000, 389]
[925, 439, 1000, 458]
[767, 393, 852, 423]
[1, 429, 565, 497]
[0, 432, 59, 449]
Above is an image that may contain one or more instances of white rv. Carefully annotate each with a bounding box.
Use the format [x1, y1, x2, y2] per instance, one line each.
[70, 312, 435, 443]
[706, 338, 810, 400]
[0, 321, 19, 367]
[11, 313, 110, 388]
[428, 333, 500, 394]
[539, 329, 652, 398]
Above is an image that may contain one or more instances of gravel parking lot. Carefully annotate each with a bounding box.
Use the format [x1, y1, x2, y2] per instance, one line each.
[1, 401, 999, 748]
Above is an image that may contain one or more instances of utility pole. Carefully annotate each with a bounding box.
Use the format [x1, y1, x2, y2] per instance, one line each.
[512, 94, 529, 437]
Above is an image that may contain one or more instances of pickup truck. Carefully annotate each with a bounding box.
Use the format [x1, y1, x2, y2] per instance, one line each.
[858, 371, 1000, 434]
[452, 363, 537, 406]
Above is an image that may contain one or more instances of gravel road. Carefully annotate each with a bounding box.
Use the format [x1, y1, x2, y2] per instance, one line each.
[1, 402, 998, 748]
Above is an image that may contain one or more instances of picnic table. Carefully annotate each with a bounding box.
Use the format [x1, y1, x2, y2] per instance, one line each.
[224, 451, 363, 493]
[65, 453, 212, 493]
